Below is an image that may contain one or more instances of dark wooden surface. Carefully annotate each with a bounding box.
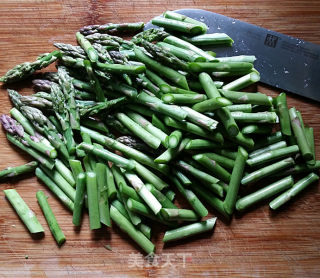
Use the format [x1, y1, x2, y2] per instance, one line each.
[0, 1, 320, 277]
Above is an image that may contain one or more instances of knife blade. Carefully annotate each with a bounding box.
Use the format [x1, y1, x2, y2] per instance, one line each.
[145, 9, 320, 102]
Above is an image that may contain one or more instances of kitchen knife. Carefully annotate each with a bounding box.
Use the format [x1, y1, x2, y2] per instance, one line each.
[145, 9, 320, 102]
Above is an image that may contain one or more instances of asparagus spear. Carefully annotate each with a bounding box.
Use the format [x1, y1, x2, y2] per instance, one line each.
[242, 124, 273, 135]
[36, 190, 66, 245]
[163, 11, 208, 32]
[215, 55, 256, 63]
[81, 22, 144, 36]
[126, 198, 159, 222]
[80, 126, 168, 174]
[228, 104, 252, 112]
[152, 16, 204, 35]
[96, 62, 146, 75]
[185, 139, 221, 150]
[246, 145, 299, 167]
[181, 33, 233, 46]
[164, 35, 215, 61]
[164, 190, 176, 202]
[270, 173, 319, 210]
[4, 189, 44, 234]
[86, 172, 101, 230]
[141, 40, 188, 71]
[51, 83, 76, 154]
[274, 161, 320, 177]
[132, 28, 169, 44]
[78, 98, 126, 117]
[162, 93, 207, 105]
[110, 205, 155, 254]
[54, 42, 86, 59]
[96, 163, 111, 227]
[174, 168, 192, 184]
[76, 32, 99, 63]
[163, 217, 216, 243]
[176, 160, 223, 197]
[160, 84, 198, 95]
[236, 176, 294, 212]
[1, 114, 57, 158]
[214, 149, 238, 160]
[115, 112, 161, 149]
[305, 126, 316, 165]
[152, 114, 171, 134]
[105, 164, 117, 201]
[136, 92, 188, 121]
[8, 89, 52, 109]
[164, 116, 223, 143]
[111, 166, 142, 225]
[230, 111, 278, 124]
[119, 177, 144, 203]
[40, 166, 76, 202]
[72, 173, 86, 226]
[171, 176, 208, 217]
[166, 130, 182, 148]
[223, 147, 248, 215]
[156, 41, 205, 62]
[228, 130, 255, 150]
[241, 158, 295, 186]
[0, 50, 60, 83]
[35, 168, 74, 211]
[104, 80, 137, 98]
[10, 107, 40, 137]
[32, 79, 55, 92]
[92, 43, 113, 62]
[126, 111, 169, 147]
[145, 69, 170, 88]
[116, 136, 154, 154]
[154, 137, 190, 164]
[80, 119, 106, 135]
[216, 107, 239, 137]
[219, 89, 272, 106]
[202, 153, 235, 171]
[18, 106, 69, 160]
[145, 183, 177, 209]
[0, 161, 38, 180]
[136, 74, 162, 98]
[274, 93, 291, 136]
[193, 154, 231, 183]
[189, 62, 253, 73]
[78, 142, 135, 170]
[124, 171, 162, 214]
[192, 180, 228, 218]
[58, 66, 80, 130]
[6, 134, 55, 170]
[289, 107, 313, 162]
[199, 72, 221, 99]
[83, 60, 106, 102]
[222, 72, 260, 91]
[111, 200, 151, 239]
[133, 46, 189, 90]
[160, 208, 199, 221]
[69, 159, 84, 181]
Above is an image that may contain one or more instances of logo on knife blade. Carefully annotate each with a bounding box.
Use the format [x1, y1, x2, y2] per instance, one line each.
[264, 34, 279, 48]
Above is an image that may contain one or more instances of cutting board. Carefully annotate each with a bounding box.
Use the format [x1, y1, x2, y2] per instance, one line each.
[0, 1, 320, 277]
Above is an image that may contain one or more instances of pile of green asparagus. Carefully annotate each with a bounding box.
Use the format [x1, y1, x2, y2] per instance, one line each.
[0, 11, 319, 253]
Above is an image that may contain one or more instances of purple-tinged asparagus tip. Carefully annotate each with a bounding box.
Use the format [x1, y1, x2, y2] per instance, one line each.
[0, 114, 24, 137]
[34, 132, 44, 141]
[30, 135, 40, 143]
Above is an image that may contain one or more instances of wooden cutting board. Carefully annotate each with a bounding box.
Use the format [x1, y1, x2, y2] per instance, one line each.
[0, 1, 320, 277]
